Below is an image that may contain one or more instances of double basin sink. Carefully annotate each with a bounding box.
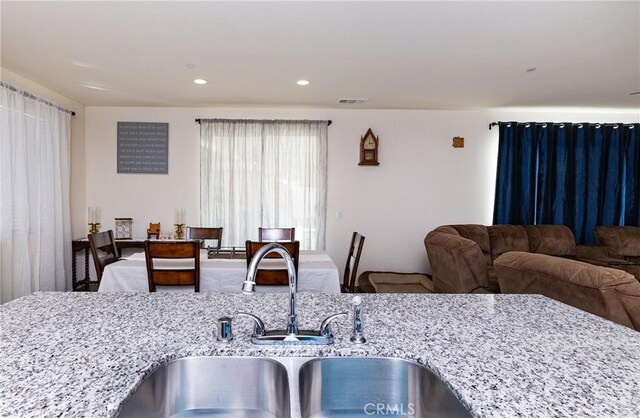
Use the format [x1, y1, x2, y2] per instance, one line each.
[118, 356, 471, 417]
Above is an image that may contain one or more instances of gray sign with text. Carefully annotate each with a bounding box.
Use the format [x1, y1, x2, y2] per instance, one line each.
[117, 122, 169, 174]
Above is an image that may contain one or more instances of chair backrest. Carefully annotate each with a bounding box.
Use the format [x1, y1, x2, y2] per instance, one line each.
[144, 240, 200, 292]
[342, 232, 365, 293]
[88, 230, 119, 284]
[245, 240, 300, 285]
[186, 227, 223, 250]
[258, 227, 295, 242]
[147, 222, 161, 239]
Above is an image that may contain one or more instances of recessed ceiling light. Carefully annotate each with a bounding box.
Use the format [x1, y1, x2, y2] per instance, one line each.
[71, 60, 97, 69]
[82, 84, 108, 91]
[296, 80, 310, 86]
[193, 79, 207, 85]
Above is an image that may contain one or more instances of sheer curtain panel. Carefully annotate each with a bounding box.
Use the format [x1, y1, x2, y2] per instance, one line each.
[200, 119, 328, 250]
[0, 83, 72, 303]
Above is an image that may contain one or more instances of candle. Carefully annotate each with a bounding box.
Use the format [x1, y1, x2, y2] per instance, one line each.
[89, 207, 102, 224]
[175, 208, 185, 225]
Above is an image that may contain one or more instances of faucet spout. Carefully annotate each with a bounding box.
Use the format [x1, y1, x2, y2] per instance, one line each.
[244, 242, 298, 335]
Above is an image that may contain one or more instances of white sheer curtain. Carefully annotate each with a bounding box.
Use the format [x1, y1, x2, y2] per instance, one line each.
[200, 119, 328, 250]
[0, 83, 72, 303]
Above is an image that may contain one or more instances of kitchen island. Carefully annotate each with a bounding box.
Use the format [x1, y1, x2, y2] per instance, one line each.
[1, 292, 639, 417]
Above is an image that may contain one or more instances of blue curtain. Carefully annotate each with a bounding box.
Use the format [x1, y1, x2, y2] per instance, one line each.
[493, 122, 639, 244]
[535, 124, 566, 225]
[537, 124, 625, 244]
[493, 123, 538, 224]
[625, 125, 640, 226]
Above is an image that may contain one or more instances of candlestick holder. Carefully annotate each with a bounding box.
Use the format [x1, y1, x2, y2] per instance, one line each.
[88, 222, 101, 234]
[174, 223, 185, 240]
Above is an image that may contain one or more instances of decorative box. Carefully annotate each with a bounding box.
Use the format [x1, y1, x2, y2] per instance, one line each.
[114, 218, 133, 239]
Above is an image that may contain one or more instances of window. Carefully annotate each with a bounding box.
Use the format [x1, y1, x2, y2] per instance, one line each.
[200, 119, 328, 249]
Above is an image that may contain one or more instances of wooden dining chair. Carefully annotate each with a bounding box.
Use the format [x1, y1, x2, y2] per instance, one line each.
[342, 232, 366, 293]
[88, 230, 119, 286]
[186, 226, 223, 250]
[144, 240, 200, 292]
[147, 222, 161, 239]
[258, 227, 295, 242]
[245, 240, 300, 285]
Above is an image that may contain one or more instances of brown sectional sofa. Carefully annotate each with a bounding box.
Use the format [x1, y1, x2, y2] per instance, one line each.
[425, 224, 579, 294]
[425, 224, 640, 330]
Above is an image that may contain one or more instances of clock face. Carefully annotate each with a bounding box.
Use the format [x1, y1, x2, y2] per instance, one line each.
[364, 137, 376, 150]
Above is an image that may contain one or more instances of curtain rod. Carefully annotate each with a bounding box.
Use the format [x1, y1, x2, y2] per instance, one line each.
[0, 81, 76, 116]
[195, 118, 332, 126]
[489, 121, 636, 130]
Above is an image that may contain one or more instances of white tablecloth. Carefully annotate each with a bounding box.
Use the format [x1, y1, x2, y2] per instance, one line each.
[98, 250, 341, 293]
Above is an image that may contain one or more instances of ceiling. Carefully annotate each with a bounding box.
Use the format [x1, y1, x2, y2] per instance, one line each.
[1, 1, 639, 109]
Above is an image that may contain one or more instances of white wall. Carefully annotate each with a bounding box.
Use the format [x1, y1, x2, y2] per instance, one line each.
[1, 68, 87, 239]
[85, 106, 639, 278]
[3, 67, 637, 283]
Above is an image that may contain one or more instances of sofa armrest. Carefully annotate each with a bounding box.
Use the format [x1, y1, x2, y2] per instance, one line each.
[495, 251, 640, 330]
[425, 231, 490, 293]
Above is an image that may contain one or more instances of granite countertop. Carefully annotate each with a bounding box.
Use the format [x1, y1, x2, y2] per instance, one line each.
[1, 292, 639, 417]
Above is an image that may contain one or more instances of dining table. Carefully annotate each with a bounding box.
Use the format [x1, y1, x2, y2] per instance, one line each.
[98, 249, 341, 293]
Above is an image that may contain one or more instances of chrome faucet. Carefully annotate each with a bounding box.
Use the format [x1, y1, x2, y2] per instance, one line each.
[238, 242, 346, 345]
[242, 243, 299, 334]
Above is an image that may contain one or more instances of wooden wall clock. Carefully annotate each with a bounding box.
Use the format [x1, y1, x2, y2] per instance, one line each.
[359, 128, 380, 166]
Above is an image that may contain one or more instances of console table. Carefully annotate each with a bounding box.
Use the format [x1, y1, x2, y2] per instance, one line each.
[71, 238, 147, 291]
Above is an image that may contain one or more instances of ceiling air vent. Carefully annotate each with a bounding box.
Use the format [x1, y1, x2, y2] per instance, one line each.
[338, 98, 368, 104]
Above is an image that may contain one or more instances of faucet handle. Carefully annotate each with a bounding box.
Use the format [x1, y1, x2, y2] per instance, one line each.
[237, 312, 266, 336]
[319, 312, 348, 337]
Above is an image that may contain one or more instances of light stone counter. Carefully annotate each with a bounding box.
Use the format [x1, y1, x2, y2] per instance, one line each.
[1, 292, 639, 417]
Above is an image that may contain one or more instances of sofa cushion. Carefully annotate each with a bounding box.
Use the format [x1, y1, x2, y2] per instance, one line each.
[425, 229, 491, 293]
[431, 225, 461, 237]
[596, 226, 640, 258]
[524, 225, 576, 257]
[451, 224, 492, 266]
[488, 225, 529, 262]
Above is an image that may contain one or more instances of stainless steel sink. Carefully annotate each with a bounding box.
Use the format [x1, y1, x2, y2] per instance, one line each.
[117, 356, 471, 418]
[117, 357, 290, 418]
[298, 357, 472, 418]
